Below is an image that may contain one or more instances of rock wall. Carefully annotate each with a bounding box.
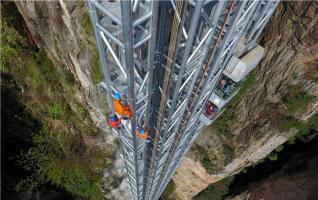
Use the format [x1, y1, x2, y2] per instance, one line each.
[14, 1, 128, 199]
[173, 1, 318, 199]
[14, 1, 105, 128]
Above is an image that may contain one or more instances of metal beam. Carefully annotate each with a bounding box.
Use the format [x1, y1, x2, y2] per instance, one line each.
[87, 1, 115, 114]
[120, 1, 140, 198]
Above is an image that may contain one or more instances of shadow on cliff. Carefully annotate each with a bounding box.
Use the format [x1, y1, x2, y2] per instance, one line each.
[1, 2, 75, 200]
[1, 72, 75, 200]
[226, 133, 318, 200]
[1, 72, 40, 199]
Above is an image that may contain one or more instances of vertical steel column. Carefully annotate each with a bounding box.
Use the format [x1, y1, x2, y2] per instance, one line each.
[248, 1, 280, 46]
[158, 0, 204, 155]
[142, 1, 159, 199]
[170, 2, 269, 184]
[155, 1, 249, 197]
[245, 0, 280, 49]
[149, 5, 226, 192]
[151, 1, 205, 199]
[144, 1, 186, 199]
[162, 0, 225, 153]
[87, 1, 115, 114]
[120, 1, 140, 198]
[180, 1, 248, 148]
[185, 0, 247, 128]
[144, 1, 159, 127]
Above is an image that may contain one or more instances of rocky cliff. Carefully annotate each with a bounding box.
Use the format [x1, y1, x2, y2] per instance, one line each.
[172, 1, 318, 199]
[14, 1, 107, 131]
[11, 1, 129, 199]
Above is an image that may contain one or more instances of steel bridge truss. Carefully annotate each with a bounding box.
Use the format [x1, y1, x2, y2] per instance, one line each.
[87, 1, 279, 200]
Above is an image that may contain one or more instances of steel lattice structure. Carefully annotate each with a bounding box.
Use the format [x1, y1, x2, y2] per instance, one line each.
[87, 1, 279, 199]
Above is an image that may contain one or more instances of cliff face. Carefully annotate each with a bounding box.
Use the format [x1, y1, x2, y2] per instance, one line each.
[14, 1, 107, 129]
[14, 1, 128, 199]
[172, 1, 318, 199]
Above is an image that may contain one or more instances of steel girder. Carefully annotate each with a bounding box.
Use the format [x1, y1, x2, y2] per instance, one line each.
[88, 0, 158, 199]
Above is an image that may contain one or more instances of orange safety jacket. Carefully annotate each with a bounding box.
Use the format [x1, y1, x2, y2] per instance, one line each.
[113, 99, 132, 118]
[136, 130, 149, 140]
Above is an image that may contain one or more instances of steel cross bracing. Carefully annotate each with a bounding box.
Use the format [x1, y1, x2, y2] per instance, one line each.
[88, 1, 158, 199]
[151, 1, 280, 198]
[87, 1, 279, 200]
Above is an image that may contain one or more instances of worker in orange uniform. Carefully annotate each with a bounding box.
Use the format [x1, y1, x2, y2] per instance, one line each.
[108, 115, 121, 128]
[136, 127, 150, 143]
[112, 92, 132, 119]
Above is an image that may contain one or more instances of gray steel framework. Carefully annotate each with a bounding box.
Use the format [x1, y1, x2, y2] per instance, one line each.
[87, 1, 279, 200]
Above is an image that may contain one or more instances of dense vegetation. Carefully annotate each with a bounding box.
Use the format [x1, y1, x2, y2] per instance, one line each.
[1, 3, 115, 199]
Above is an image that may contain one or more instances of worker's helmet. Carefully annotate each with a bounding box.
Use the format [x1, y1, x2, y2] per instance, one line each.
[110, 115, 117, 121]
[113, 92, 121, 99]
[140, 129, 145, 135]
